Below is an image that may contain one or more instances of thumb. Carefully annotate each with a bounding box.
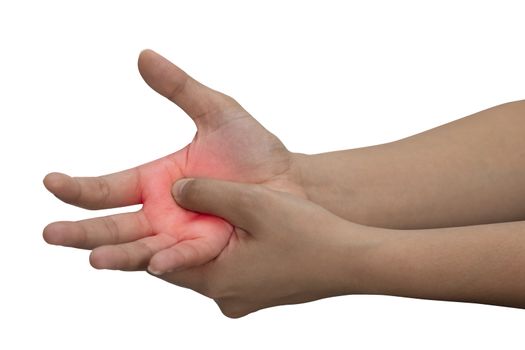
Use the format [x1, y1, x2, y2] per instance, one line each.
[172, 178, 263, 230]
[137, 49, 242, 130]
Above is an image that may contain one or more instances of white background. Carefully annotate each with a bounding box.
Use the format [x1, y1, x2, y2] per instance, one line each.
[1, 1, 524, 349]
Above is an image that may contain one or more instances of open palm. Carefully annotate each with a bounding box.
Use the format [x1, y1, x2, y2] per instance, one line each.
[43, 50, 304, 274]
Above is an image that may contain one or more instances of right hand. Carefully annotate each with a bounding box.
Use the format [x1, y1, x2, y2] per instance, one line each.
[152, 177, 384, 318]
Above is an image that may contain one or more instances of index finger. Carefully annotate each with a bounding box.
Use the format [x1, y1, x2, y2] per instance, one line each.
[43, 168, 141, 210]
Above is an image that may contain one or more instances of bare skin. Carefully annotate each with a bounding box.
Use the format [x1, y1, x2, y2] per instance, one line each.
[296, 100, 525, 229]
[43, 50, 525, 316]
[165, 178, 525, 318]
[43, 50, 305, 274]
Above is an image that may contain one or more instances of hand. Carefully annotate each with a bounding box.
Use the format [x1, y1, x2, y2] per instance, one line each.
[155, 178, 384, 318]
[43, 50, 305, 273]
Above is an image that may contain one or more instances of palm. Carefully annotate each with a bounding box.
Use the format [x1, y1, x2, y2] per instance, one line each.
[43, 50, 303, 273]
[137, 114, 299, 272]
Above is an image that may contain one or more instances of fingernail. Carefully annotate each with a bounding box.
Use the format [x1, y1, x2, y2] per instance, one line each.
[172, 178, 193, 200]
[147, 265, 164, 276]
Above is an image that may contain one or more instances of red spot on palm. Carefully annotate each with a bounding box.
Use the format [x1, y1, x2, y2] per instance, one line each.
[137, 115, 294, 270]
[43, 49, 304, 274]
[138, 147, 233, 267]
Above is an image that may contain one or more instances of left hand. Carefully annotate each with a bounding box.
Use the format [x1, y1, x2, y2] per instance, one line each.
[43, 50, 305, 272]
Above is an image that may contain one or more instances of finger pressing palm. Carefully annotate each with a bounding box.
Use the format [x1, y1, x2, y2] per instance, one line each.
[44, 50, 305, 274]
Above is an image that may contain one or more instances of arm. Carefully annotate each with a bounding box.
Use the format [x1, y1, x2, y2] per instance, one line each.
[294, 100, 525, 229]
[356, 221, 525, 308]
[43, 49, 524, 273]
[155, 178, 525, 317]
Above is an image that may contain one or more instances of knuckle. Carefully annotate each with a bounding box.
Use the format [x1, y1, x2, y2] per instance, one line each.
[215, 298, 249, 319]
[101, 216, 120, 244]
[167, 75, 189, 102]
[76, 222, 89, 248]
[234, 185, 268, 225]
[237, 185, 264, 209]
[94, 177, 111, 208]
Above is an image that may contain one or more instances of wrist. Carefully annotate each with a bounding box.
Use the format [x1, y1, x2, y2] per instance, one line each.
[332, 223, 401, 297]
[290, 151, 370, 225]
[289, 152, 319, 202]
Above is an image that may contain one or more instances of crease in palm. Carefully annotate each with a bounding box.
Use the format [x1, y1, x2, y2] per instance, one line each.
[43, 50, 302, 274]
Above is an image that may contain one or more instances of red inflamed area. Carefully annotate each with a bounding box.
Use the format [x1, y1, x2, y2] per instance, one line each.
[140, 146, 234, 268]
[43, 49, 300, 276]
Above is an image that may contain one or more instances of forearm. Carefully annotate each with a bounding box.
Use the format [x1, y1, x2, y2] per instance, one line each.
[294, 100, 525, 229]
[350, 221, 525, 308]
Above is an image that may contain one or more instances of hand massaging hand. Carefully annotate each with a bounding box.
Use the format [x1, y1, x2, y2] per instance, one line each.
[43, 49, 305, 274]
